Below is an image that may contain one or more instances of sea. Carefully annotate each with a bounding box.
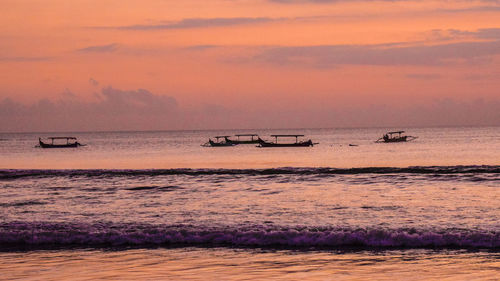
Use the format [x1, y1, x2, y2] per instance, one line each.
[0, 127, 499, 280]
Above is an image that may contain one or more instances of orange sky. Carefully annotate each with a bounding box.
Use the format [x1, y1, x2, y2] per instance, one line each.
[1, 0, 499, 131]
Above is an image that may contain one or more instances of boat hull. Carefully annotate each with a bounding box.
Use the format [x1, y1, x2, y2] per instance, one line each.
[230, 140, 260, 144]
[258, 139, 314, 147]
[208, 140, 237, 147]
[376, 135, 417, 143]
[382, 136, 407, 142]
[39, 142, 79, 148]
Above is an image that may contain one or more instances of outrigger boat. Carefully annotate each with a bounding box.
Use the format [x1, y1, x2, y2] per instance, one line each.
[38, 137, 85, 148]
[202, 136, 237, 147]
[375, 131, 417, 143]
[257, 135, 316, 147]
[230, 134, 260, 144]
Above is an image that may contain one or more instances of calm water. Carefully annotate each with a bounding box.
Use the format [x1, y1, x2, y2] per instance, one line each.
[1, 127, 499, 169]
[0, 127, 499, 280]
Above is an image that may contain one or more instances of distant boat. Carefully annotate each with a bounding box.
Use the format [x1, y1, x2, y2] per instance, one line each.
[202, 136, 237, 147]
[38, 137, 85, 148]
[375, 131, 417, 143]
[229, 134, 260, 144]
[257, 135, 316, 147]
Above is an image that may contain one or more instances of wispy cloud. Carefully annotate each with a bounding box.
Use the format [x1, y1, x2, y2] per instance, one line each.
[430, 28, 500, 41]
[251, 40, 500, 67]
[406, 73, 442, 80]
[471, 28, 500, 39]
[78, 43, 120, 53]
[268, 0, 500, 3]
[269, 0, 398, 3]
[183, 45, 219, 51]
[452, 28, 500, 39]
[434, 5, 500, 14]
[0, 56, 53, 62]
[114, 17, 277, 30]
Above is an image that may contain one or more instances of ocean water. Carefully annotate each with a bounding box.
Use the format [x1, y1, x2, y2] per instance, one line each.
[0, 127, 499, 280]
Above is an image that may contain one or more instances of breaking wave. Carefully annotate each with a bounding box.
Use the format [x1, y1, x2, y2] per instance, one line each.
[0, 222, 498, 250]
[1, 165, 499, 180]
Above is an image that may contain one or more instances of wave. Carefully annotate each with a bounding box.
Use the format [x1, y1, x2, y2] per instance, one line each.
[126, 185, 181, 191]
[0, 200, 47, 207]
[1, 165, 499, 180]
[0, 222, 498, 250]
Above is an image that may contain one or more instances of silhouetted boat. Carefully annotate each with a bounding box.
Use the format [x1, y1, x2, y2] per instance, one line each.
[257, 135, 316, 147]
[375, 131, 417, 143]
[38, 137, 85, 148]
[202, 136, 237, 147]
[229, 134, 260, 144]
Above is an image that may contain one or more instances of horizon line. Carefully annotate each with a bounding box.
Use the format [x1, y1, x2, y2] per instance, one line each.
[1, 124, 498, 134]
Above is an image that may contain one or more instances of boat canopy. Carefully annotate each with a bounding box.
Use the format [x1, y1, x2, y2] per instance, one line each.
[214, 135, 231, 138]
[269, 134, 306, 143]
[47, 137, 77, 140]
[270, 134, 305, 137]
[235, 134, 258, 137]
[386, 131, 405, 135]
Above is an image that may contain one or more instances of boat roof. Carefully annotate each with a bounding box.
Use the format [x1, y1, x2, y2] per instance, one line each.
[47, 137, 77, 140]
[271, 134, 305, 137]
[235, 134, 258, 136]
[387, 131, 405, 134]
[214, 135, 231, 138]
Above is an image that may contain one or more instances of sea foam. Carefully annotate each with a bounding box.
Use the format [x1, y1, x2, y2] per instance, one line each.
[1, 222, 498, 250]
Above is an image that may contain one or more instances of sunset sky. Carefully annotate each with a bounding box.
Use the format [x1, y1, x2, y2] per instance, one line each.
[1, 0, 499, 132]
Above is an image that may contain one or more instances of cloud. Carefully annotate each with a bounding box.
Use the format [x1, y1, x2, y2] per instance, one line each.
[268, 0, 388, 3]
[251, 40, 500, 67]
[183, 45, 218, 51]
[268, 0, 500, 3]
[430, 28, 500, 41]
[78, 43, 120, 53]
[472, 28, 500, 39]
[115, 17, 276, 30]
[89, 78, 99, 86]
[265, 1, 500, 17]
[250, 98, 500, 128]
[405, 74, 442, 80]
[435, 5, 500, 14]
[181, 98, 500, 129]
[0, 87, 179, 132]
[95, 87, 177, 115]
[0, 56, 53, 62]
[1, 90, 499, 132]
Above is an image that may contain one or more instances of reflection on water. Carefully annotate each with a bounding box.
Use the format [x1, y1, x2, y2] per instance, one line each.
[1, 248, 499, 280]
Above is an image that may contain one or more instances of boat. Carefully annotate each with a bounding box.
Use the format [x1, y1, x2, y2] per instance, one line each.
[202, 136, 237, 147]
[257, 135, 316, 147]
[38, 137, 85, 148]
[229, 134, 260, 144]
[375, 131, 417, 143]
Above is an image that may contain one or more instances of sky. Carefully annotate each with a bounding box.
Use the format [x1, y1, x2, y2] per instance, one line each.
[1, 0, 499, 132]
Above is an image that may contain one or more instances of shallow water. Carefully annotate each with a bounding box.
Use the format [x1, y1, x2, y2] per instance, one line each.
[0, 127, 499, 279]
[1, 248, 499, 280]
